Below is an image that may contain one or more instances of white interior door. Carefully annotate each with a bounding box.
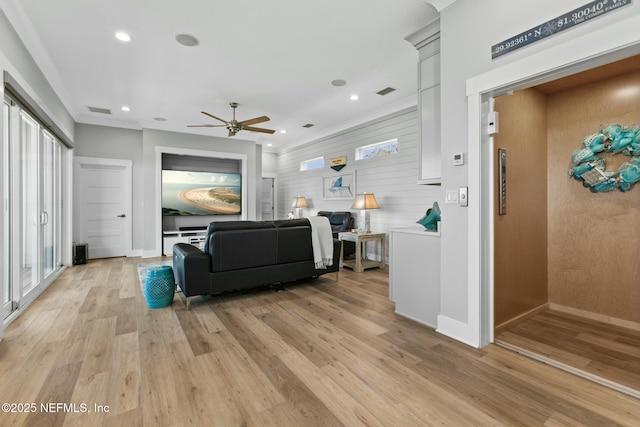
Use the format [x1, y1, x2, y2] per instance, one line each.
[75, 158, 131, 259]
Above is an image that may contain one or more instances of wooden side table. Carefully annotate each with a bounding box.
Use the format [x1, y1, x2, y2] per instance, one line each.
[338, 232, 386, 272]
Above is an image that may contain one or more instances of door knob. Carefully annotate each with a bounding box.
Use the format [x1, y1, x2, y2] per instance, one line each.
[117, 214, 126, 218]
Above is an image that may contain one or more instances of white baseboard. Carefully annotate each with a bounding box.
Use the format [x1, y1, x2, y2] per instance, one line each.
[142, 249, 161, 258]
[128, 249, 142, 257]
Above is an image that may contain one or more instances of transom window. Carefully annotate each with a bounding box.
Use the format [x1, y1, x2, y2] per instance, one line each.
[355, 138, 398, 160]
[300, 156, 324, 171]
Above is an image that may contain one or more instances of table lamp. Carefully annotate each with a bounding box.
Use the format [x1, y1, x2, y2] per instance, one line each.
[351, 193, 380, 233]
[292, 196, 308, 218]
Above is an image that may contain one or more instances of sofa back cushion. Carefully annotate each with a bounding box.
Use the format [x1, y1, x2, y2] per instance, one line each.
[206, 221, 277, 272]
[274, 219, 313, 263]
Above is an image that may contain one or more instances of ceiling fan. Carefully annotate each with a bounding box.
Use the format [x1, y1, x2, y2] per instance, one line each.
[188, 102, 275, 137]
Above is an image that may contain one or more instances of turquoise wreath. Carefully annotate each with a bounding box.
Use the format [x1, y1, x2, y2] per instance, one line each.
[569, 124, 640, 192]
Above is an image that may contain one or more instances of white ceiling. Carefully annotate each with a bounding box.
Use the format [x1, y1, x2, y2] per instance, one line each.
[3, 0, 449, 152]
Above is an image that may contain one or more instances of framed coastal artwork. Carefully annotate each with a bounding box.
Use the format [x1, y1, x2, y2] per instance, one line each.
[322, 172, 355, 200]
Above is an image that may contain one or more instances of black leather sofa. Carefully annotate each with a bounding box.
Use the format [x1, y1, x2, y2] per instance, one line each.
[317, 211, 355, 259]
[172, 219, 340, 309]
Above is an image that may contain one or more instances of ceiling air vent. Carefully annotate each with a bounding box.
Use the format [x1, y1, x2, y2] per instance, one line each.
[87, 106, 112, 114]
[376, 87, 396, 96]
[302, 123, 315, 128]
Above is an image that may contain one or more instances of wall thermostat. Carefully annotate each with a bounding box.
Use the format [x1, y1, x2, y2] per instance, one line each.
[453, 152, 464, 166]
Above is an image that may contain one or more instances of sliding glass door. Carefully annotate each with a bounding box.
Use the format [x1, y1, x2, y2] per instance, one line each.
[3, 96, 64, 320]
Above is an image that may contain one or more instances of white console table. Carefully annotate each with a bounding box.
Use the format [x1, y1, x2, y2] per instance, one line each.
[163, 229, 207, 256]
[389, 225, 440, 328]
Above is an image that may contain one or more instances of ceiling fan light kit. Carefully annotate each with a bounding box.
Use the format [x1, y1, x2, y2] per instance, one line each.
[188, 102, 275, 137]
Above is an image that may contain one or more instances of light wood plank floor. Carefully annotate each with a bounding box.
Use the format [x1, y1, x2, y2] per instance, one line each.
[0, 257, 638, 426]
[495, 309, 640, 398]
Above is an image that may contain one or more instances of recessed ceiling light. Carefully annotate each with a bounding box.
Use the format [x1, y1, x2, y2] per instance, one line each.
[350, 94, 359, 101]
[331, 79, 347, 87]
[267, 143, 273, 147]
[280, 130, 287, 134]
[121, 106, 130, 112]
[175, 34, 199, 47]
[115, 31, 131, 42]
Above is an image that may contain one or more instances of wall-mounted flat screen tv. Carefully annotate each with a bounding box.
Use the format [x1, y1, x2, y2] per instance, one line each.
[162, 170, 241, 216]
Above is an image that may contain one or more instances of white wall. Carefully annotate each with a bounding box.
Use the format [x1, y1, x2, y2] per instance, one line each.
[0, 10, 75, 143]
[262, 151, 278, 175]
[277, 107, 442, 259]
[74, 124, 144, 251]
[438, 0, 640, 346]
[73, 125, 262, 256]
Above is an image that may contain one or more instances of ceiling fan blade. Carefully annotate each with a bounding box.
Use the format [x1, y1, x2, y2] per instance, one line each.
[244, 126, 276, 134]
[238, 116, 270, 127]
[201, 111, 228, 123]
[187, 124, 226, 128]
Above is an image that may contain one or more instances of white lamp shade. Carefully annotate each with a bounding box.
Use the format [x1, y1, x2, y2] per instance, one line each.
[351, 193, 379, 210]
[351, 193, 379, 233]
[292, 196, 308, 208]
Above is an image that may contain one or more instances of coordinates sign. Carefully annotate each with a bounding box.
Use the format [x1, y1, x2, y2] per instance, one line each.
[491, 0, 632, 59]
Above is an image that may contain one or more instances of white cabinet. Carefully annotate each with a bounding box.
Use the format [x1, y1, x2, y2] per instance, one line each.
[406, 18, 441, 185]
[163, 229, 207, 255]
[389, 226, 440, 328]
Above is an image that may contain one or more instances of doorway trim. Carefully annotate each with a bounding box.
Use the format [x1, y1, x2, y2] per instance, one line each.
[73, 156, 133, 257]
[464, 21, 640, 347]
[262, 172, 277, 220]
[154, 146, 248, 257]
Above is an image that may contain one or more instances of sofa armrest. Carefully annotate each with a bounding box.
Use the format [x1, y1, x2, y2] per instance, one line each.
[172, 243, 211, 297]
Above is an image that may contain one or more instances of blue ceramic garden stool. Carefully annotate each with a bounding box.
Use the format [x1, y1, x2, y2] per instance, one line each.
[144, 265, 175, 308]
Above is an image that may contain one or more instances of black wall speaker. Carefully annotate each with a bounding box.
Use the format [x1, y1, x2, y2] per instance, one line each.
[73, 243, 87, 265]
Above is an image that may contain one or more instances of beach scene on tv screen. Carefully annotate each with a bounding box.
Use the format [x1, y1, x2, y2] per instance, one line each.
[162, 170, 241, 215]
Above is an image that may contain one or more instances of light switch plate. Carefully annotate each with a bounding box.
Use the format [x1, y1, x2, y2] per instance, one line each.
[459, 187, 468, 207]
[445, 190, 458, 204]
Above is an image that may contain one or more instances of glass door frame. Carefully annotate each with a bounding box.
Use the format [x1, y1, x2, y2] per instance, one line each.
[41, 128, 62, 281]
[18, 109, 41, 300]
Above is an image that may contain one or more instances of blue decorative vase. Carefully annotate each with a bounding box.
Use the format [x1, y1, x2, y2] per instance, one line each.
[144, 265, 175, 308]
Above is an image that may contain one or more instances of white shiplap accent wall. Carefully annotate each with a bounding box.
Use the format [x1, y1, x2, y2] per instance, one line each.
[277, 107, 443, 260]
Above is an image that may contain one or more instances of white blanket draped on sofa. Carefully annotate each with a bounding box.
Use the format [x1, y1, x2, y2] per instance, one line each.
[308, 216, 334, 269]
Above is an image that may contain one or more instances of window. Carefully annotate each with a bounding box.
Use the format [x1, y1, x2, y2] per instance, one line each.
[300, 156, 324, 171]
[355, 138, 399, 160]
